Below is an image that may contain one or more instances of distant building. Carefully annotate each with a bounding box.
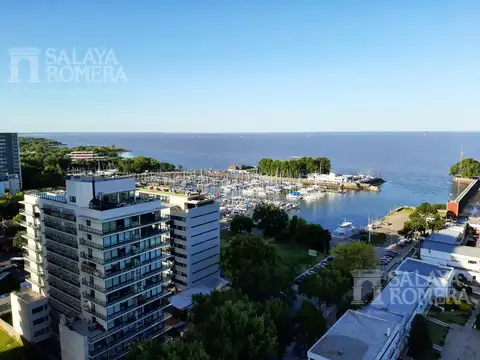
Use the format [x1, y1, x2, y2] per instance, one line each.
[0, 133, 22, 190]
[69, 151, 108, 162]
[0, 174, 21, 196]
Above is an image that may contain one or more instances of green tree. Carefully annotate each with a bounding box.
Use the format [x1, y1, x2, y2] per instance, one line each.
[221, 235, 292, 300]
[294, 300, 327, 351]
[449, 158, 480, 178]
[261, 298, 294, 357]
[408, 315, 432, 358]
[189, 289, 243, 326]
[12, 213, 23, 224]
[294, 219, 331, 254]
[331, 242, 376, 273]
[12, 231, 26, 249]
[127, 339, 162, 360]
[298, 267, 351, 308]
[252, 204, 288, 237]
[230, 215, 254, 234]
[402, 202, 445, 236]
[127, 337, 210, 360]
[195, 298, 277, 360]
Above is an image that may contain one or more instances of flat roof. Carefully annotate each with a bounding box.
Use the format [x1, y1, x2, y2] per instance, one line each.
[137, 188, 189, 197]
[426, 226, 464, 245]
[422, 241, 480, 258]
[396, 257, 452, 280]
[308, 310, 399, 360]
[15, 290, 46, 303]
[170, 277, 229, 310]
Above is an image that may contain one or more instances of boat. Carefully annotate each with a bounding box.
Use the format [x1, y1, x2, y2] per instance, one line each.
[332, 220, 358, 239]
[286, 191, 303, 200]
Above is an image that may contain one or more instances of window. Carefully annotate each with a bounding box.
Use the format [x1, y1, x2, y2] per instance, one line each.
[33, 317, 47, 326]
[69, 196, 76, 203]
[87, 233, 92, 240]
[32, 305, 44, 314]
[33, 326, 49, 337]
[86, 220, 91, 226]
[468, 260, 477, 264]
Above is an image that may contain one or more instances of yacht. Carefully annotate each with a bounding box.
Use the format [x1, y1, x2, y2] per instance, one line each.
[332, 220, 358, 239]
[286, 191, 303, 200]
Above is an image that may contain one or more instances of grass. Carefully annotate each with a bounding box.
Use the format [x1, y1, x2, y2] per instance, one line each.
[0, 331, 21, 359]
[220, 230, 324, 273]
[351, 230, 387, 245]
[399, 207, 415, 214]
[427, 320, 449, 346]
[428, 310, 470, 326]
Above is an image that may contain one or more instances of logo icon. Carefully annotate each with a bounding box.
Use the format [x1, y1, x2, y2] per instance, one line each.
[7, 47, 42, 83]
[351, 269, 384, 305]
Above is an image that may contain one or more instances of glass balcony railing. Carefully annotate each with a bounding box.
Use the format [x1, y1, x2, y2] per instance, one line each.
[44, 230, 78, 249]
[107, 276, 171, 308]
[107, 289, 171, 322]
[80, 252, 105, 265]
[44, 219, 77, 236]
[46, 241, 79, 261]
[79, 217, 168, 237]
[83, 292, 107, 307]
[83, 305, 108, 321]
[104, 266, 168, 294]
[19, 220, 41, 230]
[43, 204, 76, 222]
[47, 253, 80, 275]
[82, 278, 106, 293]
[50, 288, 82, 312]
[79, 229, 169, 251]
[49, 276, 81, 298]
[50, 298, 77, 319]
[48, 266, 80, 287]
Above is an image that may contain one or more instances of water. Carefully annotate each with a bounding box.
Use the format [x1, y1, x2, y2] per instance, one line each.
[27, 132, 480, 231]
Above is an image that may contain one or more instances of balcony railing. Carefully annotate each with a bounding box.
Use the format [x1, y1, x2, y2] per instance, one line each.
[50, 288, 82, 312]
[82, 278, 106, 293]
[87, 196, 157, 211]
[22, 232, 42, 242]
[79, 228, 169, 251]
[80, 252, 105, 265]
[44, 230, 78, 249]
[25, 264, 44, 276]
[50, 278, 81, 299]
[107, 276, 171, 308]
[83, 305, 108, 321]
[25, 190, 67, 204]
[105, 266, 167, 294]
[104, 241, 171, 265]
[83, 292, 107, 307]
[81, 263, 105, 278]
[50, 298, 77, 319]
[47, 254, 80, 275]
[26, 276, 46, 288]
[108, 289, 171, 321]
[44, 219, 77, 236]
[19, 208, 38, 217]
[47, 265, 80, 287]
[79, 218, 168, 237]
[19, 220, 41, 230]
[105, 254, 171, 280]
[43, 205, 76, 222]
[23, 244, 43, 253]
[46, 241, 79, 261]
[25, 254, 43, 265]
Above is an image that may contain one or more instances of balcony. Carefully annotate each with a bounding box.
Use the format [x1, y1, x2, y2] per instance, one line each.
[79, 228, 169, 251]
[23, 244, 43, 254]
[44, 219, 77, 236]
[19, 208, 38, 217]
[19, 220, 41, 230]
[106, 276, 171, 308]
[83, 305, 108, 321]
[22, 232, 42, 242]
[47, 254, 80, 275]
[108, 289, 171, 321]
[105, 266, 168, 294]
[80, 252, 105, 265]
[83, 292, 107, 307]
[49, 288, 82, 312]
[50, 298, 77, 319]
[104, 241, 171, 265]
[105, 254, 171, 280]
[87, 196, 157, 211]
[79, 217, 168, 237]
[26, 275, 46, 288]
[24, 190, 67, 204]
[25, 264, 44, 276]
[82, 278, 106, 293]
[25, 254, 43, 265]
[48, 267, 80, 287]
[46, 241, 79, 261]
[81, 263, 105, 278]
[44, 230, 78, 249]
[43, 204, 76, 222]
[50, 277, 81, 298]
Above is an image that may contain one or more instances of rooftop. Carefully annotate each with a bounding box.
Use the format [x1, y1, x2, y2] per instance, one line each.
[422, 240, 480, 258]
[308, 310, 400, 360]
[170, 277, 229, 310]
[65, 175, 134, 182]
[396, 257, 452, 280]
[14, 289, 46, 303]
[137, 187, 190, 197]
[426, 225, 465, 245]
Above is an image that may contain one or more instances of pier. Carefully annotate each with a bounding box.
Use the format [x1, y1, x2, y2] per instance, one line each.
[447, 178, 480, 218]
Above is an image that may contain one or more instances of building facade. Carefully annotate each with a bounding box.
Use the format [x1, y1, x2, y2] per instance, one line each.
[0, 133, 22, 190]
[137, 189, 221, 290]
[17, 176, 174, 360]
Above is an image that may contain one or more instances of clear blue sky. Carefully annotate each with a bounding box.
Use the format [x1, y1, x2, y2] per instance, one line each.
[1, 1, 479, 132]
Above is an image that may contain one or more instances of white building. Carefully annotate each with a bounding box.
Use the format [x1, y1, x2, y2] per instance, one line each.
[307, 258, 454, 360]
[137, 188, 221, 290]
[17, 175, 174, 360]
[0, 174, 21, 196]
[420, 223, 480, 281]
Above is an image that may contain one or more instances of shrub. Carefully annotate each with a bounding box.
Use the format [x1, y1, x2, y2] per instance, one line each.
[459, 303, 472, 312]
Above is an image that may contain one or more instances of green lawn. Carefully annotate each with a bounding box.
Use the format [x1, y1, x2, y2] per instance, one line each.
[220, 230, 324, 273]
[406, 348, 441, 360]
[0, 331, 22, 359]
[428, 310, 470, 326]
[427, 320, 449, 346]
[351, 231, 387, 245]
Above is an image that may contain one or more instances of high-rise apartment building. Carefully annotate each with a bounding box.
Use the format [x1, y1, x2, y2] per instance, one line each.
[0, 132, 22, 191]
[16, 176, 174, 360]
[137, 188, 221, 291]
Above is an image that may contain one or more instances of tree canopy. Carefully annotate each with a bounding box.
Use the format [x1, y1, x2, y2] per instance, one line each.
[408, 315, 432, 358]
[0, 192, 24, 220]
[252, 204, 289, 237]
[258, 157, 331, 177]
[331, 242, 376, 273]
[221, 235, 292, 301]
[229, 215, 254, 234]
[401, 202, 445, 236]
[293, 218, 331, 254]
[127, 337, 210, 360]
[117, 156, 176, 173]
[449, 158, 480, 178]
[294, 300, 327, 351]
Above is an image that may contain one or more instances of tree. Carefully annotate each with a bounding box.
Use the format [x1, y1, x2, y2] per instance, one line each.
[293, 219, 331, 254]
[288, 215, 299, 235]
[298, 267, 351, 309]
[12, 214, 23, 224]
[221, 235, 292, 300]
[127, 337, 210, 360]
[331, 242, 376, 273]
[402, 202, 446, 236]
[261, 298, 294, 357]
[252, 204, 288, 237]
[195, 298, 277, 360]
[294, 300, 326, 351]
[189, 288, 243, 326]
[230, 215, 254, 234]
[12, 231, 26, 249]
[449, 158, 480, 178]
[408, 315, 432, 358]
[258, 157, 331, 177]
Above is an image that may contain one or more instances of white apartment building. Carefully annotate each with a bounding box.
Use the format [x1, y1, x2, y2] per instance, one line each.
[17, 176, 174, 360]
[307, 258, 454, 360]
[137, 188, 221, 290]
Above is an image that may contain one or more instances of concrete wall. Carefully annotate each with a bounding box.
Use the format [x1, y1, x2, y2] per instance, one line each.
[59, 321, 88, 360]
[420, 248, 480, 281]
[10, 292, 51, 343]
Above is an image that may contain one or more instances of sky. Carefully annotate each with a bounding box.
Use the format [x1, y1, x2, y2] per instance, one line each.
[1, 0, 479, 132]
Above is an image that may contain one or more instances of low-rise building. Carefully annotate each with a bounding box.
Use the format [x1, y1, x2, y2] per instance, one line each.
[69, 151, 108, 162]
[307, 258, 454, 360]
